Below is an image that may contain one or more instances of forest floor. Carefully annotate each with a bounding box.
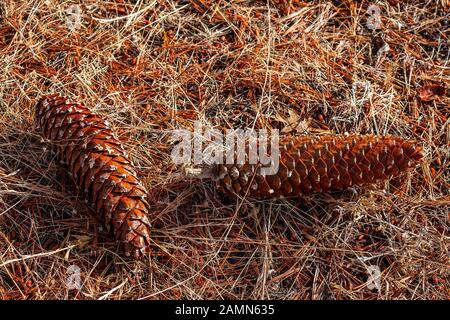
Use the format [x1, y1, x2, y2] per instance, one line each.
[0, 0, 448, 299]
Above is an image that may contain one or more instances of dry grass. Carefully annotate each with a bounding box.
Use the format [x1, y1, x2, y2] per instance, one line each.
[0, 0, 449, 300]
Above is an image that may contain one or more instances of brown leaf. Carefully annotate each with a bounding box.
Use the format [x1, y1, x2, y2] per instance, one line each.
[418, 84, 446, 102]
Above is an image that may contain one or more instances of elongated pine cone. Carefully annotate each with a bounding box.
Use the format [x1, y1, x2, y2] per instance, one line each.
[35, 94, 151, 258]
[215, 135, 423, 198]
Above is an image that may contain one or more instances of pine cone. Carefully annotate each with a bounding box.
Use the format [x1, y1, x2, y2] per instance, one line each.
[214, 134, 423, 198]
[35, 94, 151, 258]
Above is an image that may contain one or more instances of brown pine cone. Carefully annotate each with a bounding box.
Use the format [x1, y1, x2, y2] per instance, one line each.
[214, 134, 423, 198]
[35, 94, 151, 258]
